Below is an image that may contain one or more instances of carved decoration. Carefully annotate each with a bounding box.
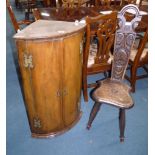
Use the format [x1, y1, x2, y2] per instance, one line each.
[95, 14, 117, 64]
[62, 0, 74, 8]
[100, 0, 111, 7]
[111, 4, 142, 80]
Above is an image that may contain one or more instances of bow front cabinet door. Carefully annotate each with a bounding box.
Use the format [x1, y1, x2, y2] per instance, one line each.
[14, 20, 85, 137]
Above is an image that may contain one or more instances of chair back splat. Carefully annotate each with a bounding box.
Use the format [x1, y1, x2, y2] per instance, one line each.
[111, 4, 142, 81]
[82, 12, 117, 102]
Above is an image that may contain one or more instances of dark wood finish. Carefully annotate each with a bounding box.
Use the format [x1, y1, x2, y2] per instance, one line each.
[32, 5, 147, 34]
[13, 0, 36, 20]
[43, 0, 56, 7]
[15, 0, 31, 8]
[15, 0, 18, 7]
[7, 0, 32, 33]
[95, 0, 111, 8]
[125, 4, 148, 33]
[14, 20, 85, 138]
[82, 12, 117, 102]
[32, 5, 147, 104]
[87, 4, 142, 142]
[125, 29, 148, 92]
[24, 0, 36, 20]
[14, 0, 36, 7]
[139, 0, 148, 7]
[119, 108, 125, 142]
[124, 0, 136, 4]
[32, 7, 100, 22]
[91, 79, 133, 108]
[94, 0, 135, 9]
[137, 5, 148, 33]
[61, 0, 91, 8]
[86, 102, 101, 129]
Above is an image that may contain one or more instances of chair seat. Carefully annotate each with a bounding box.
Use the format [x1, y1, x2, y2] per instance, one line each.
[88, 43, 113, 67]
[91, 78, 134, 108]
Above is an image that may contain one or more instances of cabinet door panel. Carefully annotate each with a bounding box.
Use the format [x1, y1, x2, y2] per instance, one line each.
[17, 40, 63, 134]
[62, 32, 83, 126]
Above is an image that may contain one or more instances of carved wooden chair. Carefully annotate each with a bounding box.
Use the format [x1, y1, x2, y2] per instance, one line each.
[61, 0, 90, 8]
[94, 0, 136, 10]
[86, 4, 142, 142]
[94, 0, 127, 9]
[75, 0, 92, 7]
[123, 0, 136, 4]
[82, 12, 117, 102]
[95, 0, 111, 8]
[114, 0, 136, 9]
[94, 0, 129, 7]
[125, 29, 148, 92]
[15, 0, 36, 7]
[43, 0, 57, 7]
[7, 0, 32, 32]
[139, 0, 148, 7]
[14, 0, 36, 19]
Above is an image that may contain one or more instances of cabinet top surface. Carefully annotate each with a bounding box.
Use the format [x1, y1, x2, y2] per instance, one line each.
[13, 20, 86, 40]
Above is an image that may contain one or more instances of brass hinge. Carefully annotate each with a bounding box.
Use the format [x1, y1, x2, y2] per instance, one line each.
[33, 117, 41, 128]
[80, 40, 83, 54]
[23, 53, 34, 69]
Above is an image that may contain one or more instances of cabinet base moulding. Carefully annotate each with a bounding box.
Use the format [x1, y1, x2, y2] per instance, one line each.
[31, 111, 82, 138]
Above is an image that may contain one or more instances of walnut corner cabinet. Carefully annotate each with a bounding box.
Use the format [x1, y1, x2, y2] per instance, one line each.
[13, 20, 85, 138]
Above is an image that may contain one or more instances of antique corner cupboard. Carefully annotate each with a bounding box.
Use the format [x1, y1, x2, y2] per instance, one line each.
[14, 20, 85, 138]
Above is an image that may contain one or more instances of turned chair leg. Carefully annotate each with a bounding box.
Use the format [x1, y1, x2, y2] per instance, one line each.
[119, 108, 126, 142]
[87, 102, 101, 130]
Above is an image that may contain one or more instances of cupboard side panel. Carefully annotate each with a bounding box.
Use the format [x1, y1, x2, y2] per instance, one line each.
[16, 40, 36, 132]
[62, 32, 83, 126]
